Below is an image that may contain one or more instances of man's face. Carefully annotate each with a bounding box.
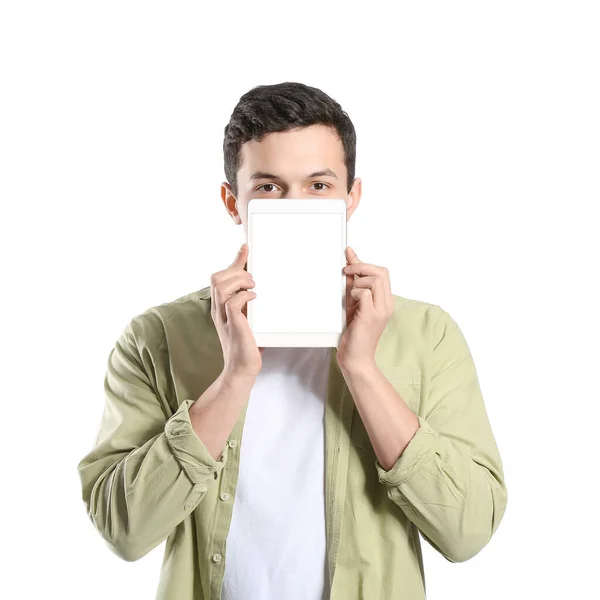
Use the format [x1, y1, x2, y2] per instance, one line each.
[221, 123, 362, 238]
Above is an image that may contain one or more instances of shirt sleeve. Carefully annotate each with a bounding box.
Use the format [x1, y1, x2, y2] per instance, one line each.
[77, 319, 226, 562]
[374, 308, 508, 563]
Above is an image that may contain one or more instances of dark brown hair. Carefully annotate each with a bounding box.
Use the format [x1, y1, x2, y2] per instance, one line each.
[223, 82, 357, 197]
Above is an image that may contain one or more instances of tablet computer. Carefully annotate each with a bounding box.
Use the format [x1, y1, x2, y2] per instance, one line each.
[246, 198, 347, 348]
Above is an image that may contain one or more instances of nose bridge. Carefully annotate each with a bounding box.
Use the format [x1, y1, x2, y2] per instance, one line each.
[282, 184, 304, 198]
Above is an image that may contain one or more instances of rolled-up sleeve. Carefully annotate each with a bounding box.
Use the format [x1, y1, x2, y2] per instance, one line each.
[166, 398, 227, 482]
[77, 319, 225, 562]
[375, 308, 508, 563]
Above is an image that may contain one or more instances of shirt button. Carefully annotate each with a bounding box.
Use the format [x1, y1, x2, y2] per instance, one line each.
[212, 553, 222, 563]
[220, 492, 230, 501]
[228, 439, 237, 448]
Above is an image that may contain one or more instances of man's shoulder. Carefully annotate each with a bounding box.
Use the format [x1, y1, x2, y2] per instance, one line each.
[380, 293, 452, 366]
[124, 286, 211, 346]
[390, 291, 448, 331]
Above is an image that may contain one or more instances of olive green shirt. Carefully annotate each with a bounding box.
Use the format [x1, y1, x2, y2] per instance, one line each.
[77, 285, 507, 599]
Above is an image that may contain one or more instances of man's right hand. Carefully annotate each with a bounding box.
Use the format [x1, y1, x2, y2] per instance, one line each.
[210, 243, 264, 379]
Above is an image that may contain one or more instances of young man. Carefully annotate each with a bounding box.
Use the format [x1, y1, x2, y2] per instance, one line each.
[77, 82, 508, 600]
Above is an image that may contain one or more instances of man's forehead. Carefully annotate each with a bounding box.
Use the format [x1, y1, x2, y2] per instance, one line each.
[242, 125, 341, 153]
[239, 129, 345, 180]
[247, 168, 339, 181]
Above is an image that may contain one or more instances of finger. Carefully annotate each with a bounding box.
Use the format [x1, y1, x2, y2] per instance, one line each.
[241, 286, 256, 318]
[352, 275, 387, 313]
[349, 287, 374, 311]
[343, 262, 383, 277]
[211, 244, 251, 293]
[344, 248, 359, 307]
[345, 246, 361, 265]
[230, 243, 249, 270]
[225, 289, 256, 324]
[213, 273, 255, 324]
[346, 272, 358, 308]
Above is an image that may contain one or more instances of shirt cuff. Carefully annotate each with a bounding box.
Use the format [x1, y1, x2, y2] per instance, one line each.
[375, 415, 440, 487]
[165, 398, 228, 485]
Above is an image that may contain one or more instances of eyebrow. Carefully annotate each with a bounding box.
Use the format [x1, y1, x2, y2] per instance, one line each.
[249, 168, 338, 181]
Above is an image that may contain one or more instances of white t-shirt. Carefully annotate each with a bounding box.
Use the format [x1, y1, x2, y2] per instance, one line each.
[222, 346, 332, 600]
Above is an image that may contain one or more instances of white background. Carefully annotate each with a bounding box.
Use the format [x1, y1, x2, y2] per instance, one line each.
[1, 1, 599, 598]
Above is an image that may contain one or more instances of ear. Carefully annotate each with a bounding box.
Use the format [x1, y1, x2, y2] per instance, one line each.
[221, 182, 242, 224]
[346, 177, 362, 221]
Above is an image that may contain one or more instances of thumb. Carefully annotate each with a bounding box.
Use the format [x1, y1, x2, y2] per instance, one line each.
[231, 243, 248, 268]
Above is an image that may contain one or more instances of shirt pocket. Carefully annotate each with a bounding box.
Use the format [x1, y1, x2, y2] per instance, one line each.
[349, 365, 422, 456]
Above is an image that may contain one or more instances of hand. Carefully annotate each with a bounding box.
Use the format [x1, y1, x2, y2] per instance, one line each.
[337, 246, 394, 369]
[210, 243, 265, 379]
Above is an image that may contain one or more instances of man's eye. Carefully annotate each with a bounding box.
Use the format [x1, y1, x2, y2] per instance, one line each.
[256, 184, 279, 192]
[311, 182, 330, 191]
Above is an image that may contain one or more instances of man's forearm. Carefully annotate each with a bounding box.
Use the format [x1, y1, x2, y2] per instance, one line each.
[340, 361, 420, 471]
[188, 371, 256, 461]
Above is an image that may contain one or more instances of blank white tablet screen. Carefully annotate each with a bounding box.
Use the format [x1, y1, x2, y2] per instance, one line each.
[251, 213, 343, 333]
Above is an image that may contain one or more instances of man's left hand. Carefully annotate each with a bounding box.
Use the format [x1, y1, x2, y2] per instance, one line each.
[337, 246, 394, 369]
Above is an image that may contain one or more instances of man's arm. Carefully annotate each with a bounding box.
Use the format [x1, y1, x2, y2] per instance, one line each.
[188, 371, 256, 461]
[342, 308, 508, 563]
[76, 318, 251, 562]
